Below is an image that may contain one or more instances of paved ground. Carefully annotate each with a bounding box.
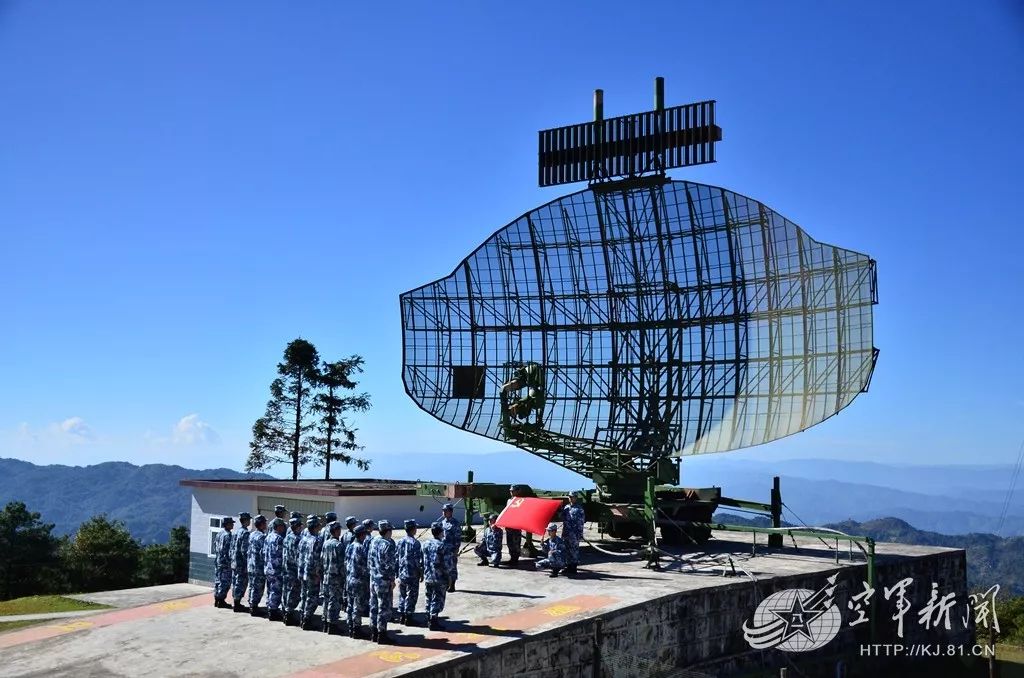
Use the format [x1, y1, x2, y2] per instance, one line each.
[1, 529, 953, 678]
[68, 583, 210, 609]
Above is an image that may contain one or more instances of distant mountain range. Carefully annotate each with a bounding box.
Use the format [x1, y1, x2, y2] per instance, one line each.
[0, 457, 269, 544]
[0, 452, 1020, 545]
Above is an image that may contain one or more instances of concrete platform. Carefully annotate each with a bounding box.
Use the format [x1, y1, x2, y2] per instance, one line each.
[1, 529, 970, 678]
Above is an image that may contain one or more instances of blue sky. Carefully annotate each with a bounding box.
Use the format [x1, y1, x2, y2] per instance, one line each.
[1, 1, 1022, 475]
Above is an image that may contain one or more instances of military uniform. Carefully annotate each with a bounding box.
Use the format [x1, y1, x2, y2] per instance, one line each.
[439, 504, 461, 591]
[422, 524, 453, 630]
[474, 519, 503, 566]
[358, 520, 375, 615]
[562, 500, 585, 573]
[535, 524, 566, 576]
[247, 517, 268, 612]
[213, 518, 234, 606]
[345, 527, 370, 635]
[299, 518, 324, 628]
[396, 521, 423, 624]
[339, 516, 358, 610]
[321, 524, 345, 632]
[264, 519, 286, 620]
[368, 521, 397, 640]
[282, 519, 303, 622]
[231, 513, 251, 607]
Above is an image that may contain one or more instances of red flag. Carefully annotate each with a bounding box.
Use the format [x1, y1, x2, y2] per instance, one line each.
[495, 497, 563, 536]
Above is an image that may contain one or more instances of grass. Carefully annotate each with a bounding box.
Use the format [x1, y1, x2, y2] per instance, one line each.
[0, 595, 111, 616]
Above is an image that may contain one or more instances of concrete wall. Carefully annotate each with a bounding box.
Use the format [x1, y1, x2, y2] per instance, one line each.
[405, 549, 971, 678]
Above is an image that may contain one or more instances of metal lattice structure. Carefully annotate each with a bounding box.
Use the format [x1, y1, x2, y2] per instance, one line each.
[401, 176, 877, 480]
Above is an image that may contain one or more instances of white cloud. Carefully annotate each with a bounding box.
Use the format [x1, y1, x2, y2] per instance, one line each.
[171, 414, 221, 446]
[59, 416, 94, 442]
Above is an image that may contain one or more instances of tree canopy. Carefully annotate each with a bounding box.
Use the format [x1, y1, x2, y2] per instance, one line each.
[246, 338, 372, 479]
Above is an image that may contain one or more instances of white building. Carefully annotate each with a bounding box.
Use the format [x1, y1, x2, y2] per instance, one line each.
[180, 478, 458, 585]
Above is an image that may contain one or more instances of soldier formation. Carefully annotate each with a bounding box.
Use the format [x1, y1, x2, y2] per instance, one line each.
[211, 487, 586, 644]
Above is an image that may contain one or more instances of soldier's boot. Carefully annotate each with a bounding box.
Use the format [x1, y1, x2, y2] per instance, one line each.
[476, 558, 488, 566]
[249, 605, 260, 617]
[299, 616, 310, 630]
[509, 556, 519, 566]
[566, 564, 577, 575]
[549, 568, 561, 578]
[268, 608, 282, 622]
[233, 601, 249, 613]
[398, 613, 407, 625]
[447, 582, 456, 593]
[214, 598, 228, 609]
[427, 617, 440, 631]
[377, 630, 392, 645]
[370, 628, 379, 643]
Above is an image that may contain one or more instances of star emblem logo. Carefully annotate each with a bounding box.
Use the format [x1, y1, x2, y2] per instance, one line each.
[770, 594, 828, 643]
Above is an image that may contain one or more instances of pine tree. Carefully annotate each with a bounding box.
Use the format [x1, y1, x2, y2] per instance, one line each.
[246, 338, 321, 480]
[311, 357, 372, 479]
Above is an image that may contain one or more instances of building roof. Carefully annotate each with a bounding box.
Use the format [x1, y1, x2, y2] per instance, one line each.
[179, 478, 427, 497]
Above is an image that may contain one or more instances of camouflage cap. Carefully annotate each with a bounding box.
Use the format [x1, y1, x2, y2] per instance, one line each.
[274, 505, 286, 512]
[271, 517, 285, 528]
[345, 516, 358, 527]
[403, 519, 417, 529]
[430, 521, 444, 531]
[546, 522, 558, 532]
[361, 519, 375, 529]
[328, 521, 342, 533]
[306, 516, 320, 528]
[377, 520, 392, 531]
[353, 524, 367, 537]
[222, 516, 235, 524]
[290, 511, 303, 520]
[253, 514, 267, 526]
[325, 511, 338, 522]
[442, 503, 454, 511]
[288, 517, 302, 527]
[487, 514, 499, 522]
[238, 511, 252, 520]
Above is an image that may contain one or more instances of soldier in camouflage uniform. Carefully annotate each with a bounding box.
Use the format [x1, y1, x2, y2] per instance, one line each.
[264, 517, 286, 621]
[213, 516, 234, 608]
[231, 511, 252, 612]
[535, 523, 566, 577]
[439, 503, 461, 592]
[504, 485, 523, 566]
[474, 513, 504, 567]
[358, 519, 375, 615]
[281, 517, 303, 625]
[299, 516, 324, 630]
[339, 516, 358, 611]
[395, 519, 423, 626]
[561, 492, 585, 574]
[320, 521, 345, 635]
[345, 524, 370, 638]
[318, 512, 337, 607]
[247, 515, 268, 615]
[422, 521, 453, 630]
[368, 520, 397, 644]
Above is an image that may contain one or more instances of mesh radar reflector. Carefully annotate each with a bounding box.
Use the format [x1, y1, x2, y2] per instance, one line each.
[400, 178, 878, 473]
[400, 79, 878, 550]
